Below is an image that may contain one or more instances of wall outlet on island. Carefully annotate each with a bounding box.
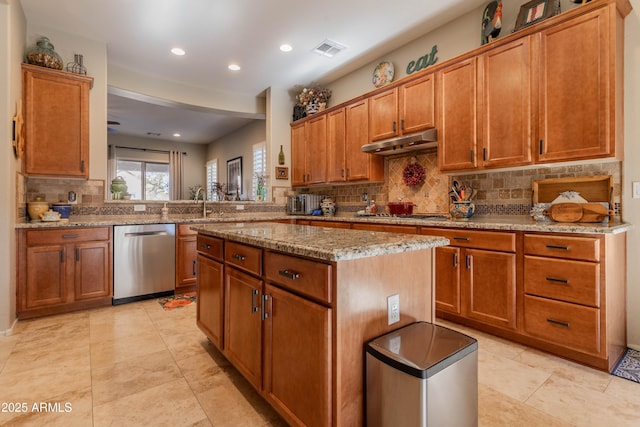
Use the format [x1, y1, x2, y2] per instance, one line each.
[236, 204, 244, 210]
[387, 294, 400, 325]
[134, 204, 146, 212]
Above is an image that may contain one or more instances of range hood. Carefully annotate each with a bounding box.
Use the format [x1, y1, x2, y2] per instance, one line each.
[361, 128, 438, 156]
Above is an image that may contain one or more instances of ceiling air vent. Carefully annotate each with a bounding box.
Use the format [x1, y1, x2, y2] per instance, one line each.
[313, 39, 346, 58]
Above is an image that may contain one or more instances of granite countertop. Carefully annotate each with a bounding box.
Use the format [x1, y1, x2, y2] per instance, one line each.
[191, 222, 450, 261]
[15, 212, 632, 235]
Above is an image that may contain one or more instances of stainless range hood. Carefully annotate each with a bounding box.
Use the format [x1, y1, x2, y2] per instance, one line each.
[361, 128, 438, 156]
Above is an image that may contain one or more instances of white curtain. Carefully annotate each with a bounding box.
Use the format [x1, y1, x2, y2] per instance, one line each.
[170, 150, 184, 200]
[107, 145, 117, 198]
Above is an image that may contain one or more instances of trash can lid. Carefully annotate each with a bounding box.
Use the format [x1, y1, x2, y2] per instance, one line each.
[366, 321, 478, 379]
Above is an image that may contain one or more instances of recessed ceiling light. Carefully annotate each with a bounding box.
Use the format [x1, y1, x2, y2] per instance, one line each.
[228, 64, 241, 71]
[171, 48, 186, 56]
[280, 44, 293, 52]
[173, 133, 181, 138]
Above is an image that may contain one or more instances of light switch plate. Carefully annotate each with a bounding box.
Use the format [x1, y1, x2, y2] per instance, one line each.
[633, 182, 640, 199]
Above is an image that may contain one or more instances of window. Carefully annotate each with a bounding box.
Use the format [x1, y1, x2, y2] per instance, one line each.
[206, 159, 219, 200]
[252, 142, 266, 200]
[116, 160, 170, 200]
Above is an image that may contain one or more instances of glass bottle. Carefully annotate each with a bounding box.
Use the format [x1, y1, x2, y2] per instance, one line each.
[25, 37, 63, 70]
[278, 145, 285, 165]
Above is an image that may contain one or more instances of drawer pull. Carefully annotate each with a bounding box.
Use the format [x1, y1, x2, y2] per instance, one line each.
[232, 254, 246, 261]
[454, 237, 470, 241]
[546, 277, 569, 284]
[62, 234, 79, 239]
[545, 244, 568, 251]
[546, 318, 570, 328]
[201, 244, 211, 250]
[251, 289, 259, 313]
[279, 269, 300, 280]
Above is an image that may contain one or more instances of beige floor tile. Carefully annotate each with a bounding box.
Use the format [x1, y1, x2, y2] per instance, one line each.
[478, 348, 551, 402]
[89, 329, 167, 368]
[479, 384, 572, 427]
[14, 310, 89, 335]
[91, 349, 184, 406]
[526, 375, 640, 426]
[3, 340, 90, 374]
[93, 377, 208, 427]
[513, 348, 613, 392]
[0, 386, 93, 427]
[605, 375, 640, 404]
[89, 304, 156, 343]
[176, 350, 227, 394]
[0, 334, 19, 372]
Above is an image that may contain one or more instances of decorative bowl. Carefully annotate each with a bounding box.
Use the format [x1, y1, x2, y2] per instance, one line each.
[52, 203, 72, 219]
[388, 201, 415, 216]
[27, 197, 50, 222]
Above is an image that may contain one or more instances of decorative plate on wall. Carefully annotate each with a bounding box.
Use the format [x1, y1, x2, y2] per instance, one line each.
[372, 61, 394, 88]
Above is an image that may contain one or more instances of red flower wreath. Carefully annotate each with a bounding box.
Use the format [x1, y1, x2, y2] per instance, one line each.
[402, 162, 426, 186]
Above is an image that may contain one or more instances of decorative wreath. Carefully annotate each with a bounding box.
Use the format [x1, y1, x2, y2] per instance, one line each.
[402, 161, 426, 186]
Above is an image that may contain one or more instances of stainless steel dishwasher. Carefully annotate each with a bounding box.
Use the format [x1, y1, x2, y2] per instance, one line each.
[113, 224, 176, 305]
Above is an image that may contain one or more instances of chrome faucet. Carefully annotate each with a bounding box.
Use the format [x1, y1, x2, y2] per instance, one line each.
[194, 186, 211, 218]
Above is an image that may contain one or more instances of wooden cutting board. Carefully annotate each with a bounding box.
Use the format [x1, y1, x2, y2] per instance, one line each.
[547, 203, 583, 222]
[579, 203, 611, 223]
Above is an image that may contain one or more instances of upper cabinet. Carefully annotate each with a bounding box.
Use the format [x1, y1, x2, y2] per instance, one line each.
[22, 64, 93, 178]
[291, 115, 327, 186]
[369, 73, 435, 142]
[535, 4, 620, 162]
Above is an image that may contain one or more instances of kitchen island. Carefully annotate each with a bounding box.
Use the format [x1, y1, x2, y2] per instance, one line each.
[191, 221, 449, 427]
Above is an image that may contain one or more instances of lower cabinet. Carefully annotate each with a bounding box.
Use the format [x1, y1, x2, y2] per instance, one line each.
[196, 235, 225, 349]
[17, 227, 112, 319]
[422, 228, 517, 330]
[176, 224, 198, 294]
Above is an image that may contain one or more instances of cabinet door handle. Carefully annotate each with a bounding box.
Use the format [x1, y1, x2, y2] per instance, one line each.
[546, 277, 569, 284]
[192, 260, 197, 276]
[546, 244, 568, 251]
[232, 254, 246, 261]
[400, 119, 405, 131]
[75, 248, 80, 262]
[452, 253, 458, 268]
[261, 294, 270, 320]
[392, 121, 397, 132]
[465, 255, 471, 270]
[539, 139, 544, 155]
[546, 318, 570, 328]
[81, 160, 85, 172]
[346, 168, 350, 178]
[341, 168, 345, 178]
[454, 237, 470, 241]
[483, 147, 487, 161]
[62, 234, 79, 239]
[60, 249, 65, 263]
[279, 269, 300, 280]
[251, 289, 259, 313]
[469, 149, 474, 163]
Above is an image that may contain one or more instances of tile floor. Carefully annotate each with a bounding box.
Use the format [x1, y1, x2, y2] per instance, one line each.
[0, 300, 638, 426]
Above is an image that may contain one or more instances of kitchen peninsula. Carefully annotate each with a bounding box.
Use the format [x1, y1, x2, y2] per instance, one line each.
[191, 221, 449, 427]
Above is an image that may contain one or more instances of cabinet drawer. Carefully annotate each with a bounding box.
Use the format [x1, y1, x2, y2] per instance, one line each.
[26, 227, 110, 245]
[524, 256, 599, 307]
[264, 251, 332, 304]
[524, 295, 600, 355]
[225, 242, 262, 276]
[196, 235, 223, 260]
[524, 234, 600, 261]
[421, 228, 515, 252]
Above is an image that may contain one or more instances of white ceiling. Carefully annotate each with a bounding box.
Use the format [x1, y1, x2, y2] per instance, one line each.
[20, 0, 488, 144]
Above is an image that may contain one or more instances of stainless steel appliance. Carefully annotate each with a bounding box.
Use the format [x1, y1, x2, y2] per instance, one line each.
[113, 224, 176, 305]
[286, 194, 324, 215]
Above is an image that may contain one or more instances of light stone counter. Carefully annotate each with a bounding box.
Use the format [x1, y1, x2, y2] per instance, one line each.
[16, 212, 632, 235]
[191, 222, 450, 261]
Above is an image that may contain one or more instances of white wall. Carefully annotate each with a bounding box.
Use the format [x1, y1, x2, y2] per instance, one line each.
[0, 0, 25, 334]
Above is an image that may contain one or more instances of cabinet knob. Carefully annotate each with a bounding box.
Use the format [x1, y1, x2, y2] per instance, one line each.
[232, 254, 246, 261]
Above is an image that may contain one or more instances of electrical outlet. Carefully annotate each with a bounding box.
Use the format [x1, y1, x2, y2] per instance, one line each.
[133, 204, 146, 212]
[387, 294, 400, 325]
[236, 204, 245, 210]
[633, 182, 640, 199]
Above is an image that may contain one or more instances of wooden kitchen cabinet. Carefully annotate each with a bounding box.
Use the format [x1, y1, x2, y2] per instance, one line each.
[327, 99, 384, 183]
[369, 73, 435, 142]
[176, 224, 198, 294]
[437, 58, 478, 171]
[351, 222, 418, 234]
[22, 64, 93, 178]
[535, 4, 621, 163]
[196, 234, 225, 350]
[422, 228, 517, 329]
[17, 227, 111, 319]
[224, 267, 264, 391]
[291, 115, 327, 186]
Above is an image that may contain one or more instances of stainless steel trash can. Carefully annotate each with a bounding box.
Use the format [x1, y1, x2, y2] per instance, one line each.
[366, 321, 478, 427]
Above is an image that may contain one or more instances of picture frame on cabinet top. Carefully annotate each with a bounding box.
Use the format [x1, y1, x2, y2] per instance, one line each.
[514, 0, 554, 31]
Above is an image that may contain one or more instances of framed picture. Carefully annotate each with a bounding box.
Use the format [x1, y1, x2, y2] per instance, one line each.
[275, 166, 289, 180]
[227, 157, 242, 196]
[514, 0, 555, 31]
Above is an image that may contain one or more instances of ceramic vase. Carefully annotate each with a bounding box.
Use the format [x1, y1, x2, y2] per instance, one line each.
[450, 201, 475, 220]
